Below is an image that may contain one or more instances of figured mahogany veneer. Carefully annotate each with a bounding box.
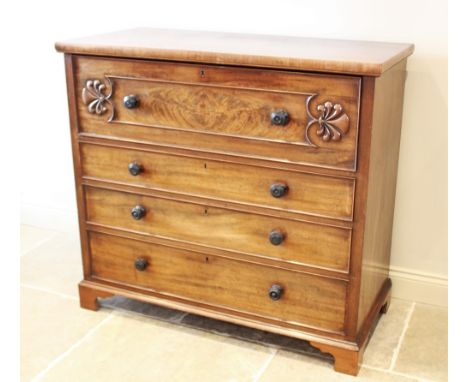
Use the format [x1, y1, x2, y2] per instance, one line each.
[74, 56, 361, 171]
[57, 28, 413, 376]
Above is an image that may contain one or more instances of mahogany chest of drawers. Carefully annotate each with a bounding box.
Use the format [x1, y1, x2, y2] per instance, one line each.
[56, 28, 413, 375]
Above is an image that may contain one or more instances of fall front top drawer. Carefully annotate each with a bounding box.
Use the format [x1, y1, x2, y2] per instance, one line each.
[89, 231, 346, 333]
[84, 187, 352, 272]
[81, 143, 354, 221]
[74, 56, 361, 171]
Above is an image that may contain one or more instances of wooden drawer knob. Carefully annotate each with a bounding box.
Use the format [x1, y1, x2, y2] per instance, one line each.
[128, 161, 143, 176]
[134, 257, 148, 271]
[270, 183, 289, 198]
[269, 230, 285, 245]
[131, 205, 146, 220]
[268, 284, 284, 301]
[123, 94, 139, 109]
[271, 110, 289, 126]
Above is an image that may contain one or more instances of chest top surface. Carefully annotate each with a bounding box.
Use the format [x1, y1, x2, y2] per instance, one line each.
[55, 28, 414, 76]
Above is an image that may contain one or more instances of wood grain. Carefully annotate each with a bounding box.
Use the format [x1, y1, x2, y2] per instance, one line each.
[78, 134, 358, 179]
[55, 28, 414, 76]
[64, 54, 92, 278]
[85, 224, 350, 280]
[356, 60, 407, 331]
[89, 231, 347, 332]
[58, 30, 413, 376]
[74, 56, 360, 171]
[78, 282, 113, 311]
[80, 142, 355, 221]
[82, 177, 352, 229]
[79, 279, 355, 341]
[110, 77, 359, 146]
[311, 341, 362, 375]
[84, 186, 352, 272]
[342, 76, 376, 338]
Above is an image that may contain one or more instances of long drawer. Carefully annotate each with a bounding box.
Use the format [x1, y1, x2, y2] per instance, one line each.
[89, 231, 347, 332]
[81, 143, 354, 221]
[84, 187, 352, 272]
[74, 56, 361, 171]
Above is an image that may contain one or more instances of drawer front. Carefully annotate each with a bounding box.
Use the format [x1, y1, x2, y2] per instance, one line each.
[85, 187, 351, 272]
[81, 143, 354, 221]
[74, 56, 361, 171]
[89, 231, 346, 332]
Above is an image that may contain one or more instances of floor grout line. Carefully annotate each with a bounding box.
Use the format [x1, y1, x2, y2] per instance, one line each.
[20, 283, 79, 301]
[389, 301, 416, 371]
[30, 313, 115, 382]
[251, 348, 277, 382]
[361, 364, 435, 382]
[21, 232, 60, 257]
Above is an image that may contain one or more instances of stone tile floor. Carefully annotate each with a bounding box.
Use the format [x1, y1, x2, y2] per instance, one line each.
[20, 225, 448, 382]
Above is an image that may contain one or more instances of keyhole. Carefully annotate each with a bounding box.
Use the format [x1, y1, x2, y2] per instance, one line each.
[204, 208, 208, 215]
[205, 256, 209, 263]
[200, 69, 205, 77]
[204, 163, 207, 169]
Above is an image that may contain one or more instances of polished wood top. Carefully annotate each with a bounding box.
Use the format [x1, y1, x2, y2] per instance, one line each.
[55, 28, 413, 76]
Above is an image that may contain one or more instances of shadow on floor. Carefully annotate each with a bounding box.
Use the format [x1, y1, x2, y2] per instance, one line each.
[100, 296, 336, 362]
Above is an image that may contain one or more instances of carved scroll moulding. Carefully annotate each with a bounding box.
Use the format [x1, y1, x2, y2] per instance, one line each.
[305, 94, 350, 146]
[82, 78, 114, 122]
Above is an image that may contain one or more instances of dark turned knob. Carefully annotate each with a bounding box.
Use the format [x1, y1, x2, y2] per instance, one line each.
[131, 205, 146, 220]
[123, 95, 139, 109]
[128, 161, 143, 176]
[268, 284, 284, 301]
[270, 110, 289, 126]
[270, 183, 289, 198]
[269, 230, 285, 246]
[134, 258, 148, 271]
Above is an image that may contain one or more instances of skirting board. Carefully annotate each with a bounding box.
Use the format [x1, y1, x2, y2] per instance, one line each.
[389, 266, 447, 307]
[21, 204, 448, 307]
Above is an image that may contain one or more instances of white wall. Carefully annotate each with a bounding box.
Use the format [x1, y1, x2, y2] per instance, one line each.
[14, 0, 447, 305]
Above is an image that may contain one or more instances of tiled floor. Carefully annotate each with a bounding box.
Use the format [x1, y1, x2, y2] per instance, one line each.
[20, 225, 448, 382]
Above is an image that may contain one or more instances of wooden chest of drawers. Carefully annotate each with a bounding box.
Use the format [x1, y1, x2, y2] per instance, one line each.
[56, 28, 413, 375]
